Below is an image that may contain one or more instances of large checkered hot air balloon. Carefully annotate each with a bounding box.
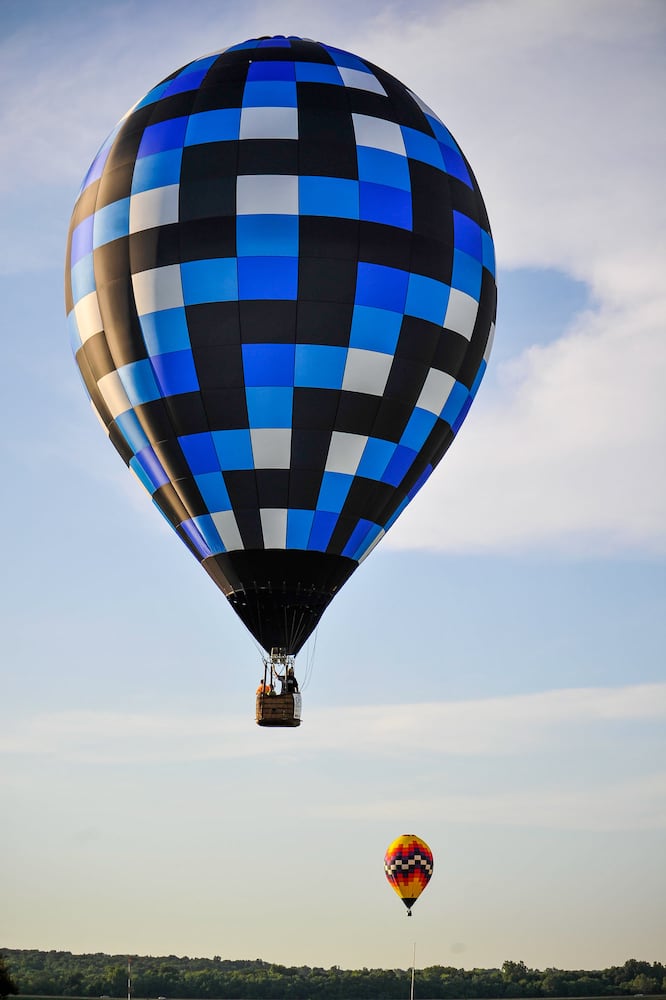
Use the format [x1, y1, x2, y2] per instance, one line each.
[66, 35, 496, 699]
[384, 834, 434, 915]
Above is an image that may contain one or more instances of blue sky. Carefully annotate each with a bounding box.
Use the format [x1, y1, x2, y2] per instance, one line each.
[1, 0, 665, 974]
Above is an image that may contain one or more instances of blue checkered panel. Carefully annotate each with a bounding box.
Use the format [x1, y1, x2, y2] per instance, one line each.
[66, 36, 497, 654]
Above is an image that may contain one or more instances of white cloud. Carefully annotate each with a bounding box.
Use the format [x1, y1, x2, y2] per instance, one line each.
[2, 683, 664, 763]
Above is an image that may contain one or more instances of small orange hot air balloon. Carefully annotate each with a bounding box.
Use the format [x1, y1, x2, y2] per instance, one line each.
[384, 834, 433, 916]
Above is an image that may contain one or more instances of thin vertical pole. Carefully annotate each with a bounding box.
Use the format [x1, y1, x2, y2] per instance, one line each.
[410, 942, 416, 1000]
[127, 957, 131, 1000]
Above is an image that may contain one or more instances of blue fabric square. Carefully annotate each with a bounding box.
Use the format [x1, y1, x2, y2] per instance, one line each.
[70, 214, 94, 266]
[242, 343, 295, 386]
[357, 147, 411, 191]
[67, 310, 82, 352]
[180, 518, 213, 559]
[299, 176, 359, 218]
[481, 231, 495, 276]
[137, 117, 189, 158]
[211, 428, 254, 470]
[70, 253, 95, 302]
[294, 344, 346, 389]
[246, 386, 293, 427]
[133, 446, 169, 490]
[307, 510, 337, 551]
[451, 392, 473, 434]
[349, 305, 402, 354]
[324, 45, 367, 71]
[227, 39, 259, 52]
[426, 115, 455, 148]
[441, 380, 469, 426]
[194, 472, 232, 512]
[131, 149, 183, 194]
[243, 81, 297, 107]
[405, 273, 450, 325]
[342, 519, 382, 561]
[115, 410, 150, 454]
[294, 62, 343, 85]
[181, 258, 238, 304]
[400, 408, 437, 451]
[152, 349, 200, 396]
[381, 444, 417, 486]
[92, 198, 130, 248]
[440, 144, 472, 187]
[317, 472, 353, 513]
[287, 508, 315, 548]
[237, 215, 298, 256]
[452, 250, 482, 299]
[179, 432, 220, 474]
[384, 494, 409, 532]
[140, 308, 191, 356]
[355, 262, 409, 313]
[80, 132, 117, 192]
[401, 127, 445, 169]
[237, 256, 298, 299]
[191, 514, 224, 555]
[164, 56, 218, 96]
[356, 437, 396, 480]
[129, 454, 156, 494]
[118, 359, 162, 406]
[454, 211, 483, 260]
[258, 37, 290, 47]
[359, 182, 412, 230]
[470, 359, 487, 397]
[248, 61, 296, 81]
[185, 109, 241, 145]
[134, 81, 171, 112]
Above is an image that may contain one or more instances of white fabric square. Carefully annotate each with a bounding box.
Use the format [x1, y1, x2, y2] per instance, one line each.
[240, 106, 298, 140]
[250, 428, 292, 469]
[444, 288, 478, 341]
[342, 348, 393, 396]
[325, 431, 368, 475]
[339, 68, 387, 95]
[483, 321, 495, 363]
[132, 265, 184, 315]
[407, 87, 436, 118]
[352, 114, 406, 155]
[236, 174, 299, 215]
[211, 510, 244, 551]
[129, 184, 180, 234]
[416, 368, 455, 415]
[74, 291, 103, 343]
[97, 370, 132, 419]
[260, 508, 288, 548]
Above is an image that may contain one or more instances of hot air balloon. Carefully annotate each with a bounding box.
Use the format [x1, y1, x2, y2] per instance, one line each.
[65, 35, 496, 723]
[384, 834, 433, 915]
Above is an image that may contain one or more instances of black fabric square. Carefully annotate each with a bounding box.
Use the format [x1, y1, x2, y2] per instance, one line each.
[81, 331, 116, 381]
[239, 301, 297, 343]
[449, 174, 488, 229]
[298, 257, 357, 304]
[181, 141, 239, 183]
[296, 301, 354, 346]
[383, 357, 428, 404]
[346, 89, 394, 121]
[136, 397, 179, 442]
[372, 397, 413, 441]
[108, 420, 134, 464]
[432, 328, 470, 378]
[288, 469, 323, 508]
[343, 478, 394, 519]
[95, 162, 134, 210]
[292, 388, 340, 430]
[94, 238, 130, 286]
[371, 67, 429, 130]
[236, 508, 264, 550]
[179, 175, 236, 221]
[409, 160, 454, 241]
[299, 217, 359, 261]
[194, 344, 244, 389]
[410, 233, 454, 283]
[298, 140, 359, 179]
[358, 221, 411, 270]
[256, 470, 290, 508]
[187, 301, 241, 348]
[153, 482, 190, 528]
[129, 224, 181, 272]
[290, 428, 332, 470]
[224, 471, 259, 509]
[237, 139, 299, 175]
[202, 388, 249, 430]
[179, 217, 236, 261]
[395, 316, 441, 365]
[146, 90, 198, 125]
[171, 475, 208, 518]
[335, 392, 380, 436]
[163, 391, 210, 436]
[95, 275, 146, 367]
[152, 437, 192, 481]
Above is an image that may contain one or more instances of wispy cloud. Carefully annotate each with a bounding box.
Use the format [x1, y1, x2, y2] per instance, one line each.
[3, 683, 664, 763]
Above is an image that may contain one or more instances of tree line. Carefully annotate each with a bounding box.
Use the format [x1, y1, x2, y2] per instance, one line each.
[1, 951, 665, 1000]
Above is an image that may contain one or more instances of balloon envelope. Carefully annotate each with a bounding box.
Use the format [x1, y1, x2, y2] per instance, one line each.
[384, 833, 433, 912]
[66, 36, 496, 655]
